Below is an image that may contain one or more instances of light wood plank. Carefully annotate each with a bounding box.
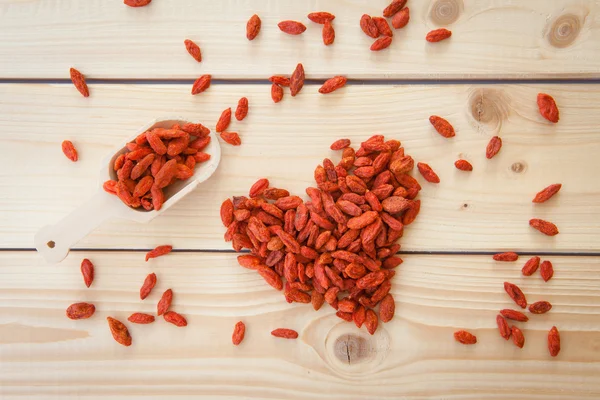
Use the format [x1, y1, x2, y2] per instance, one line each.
[0, 0, 599, 79]
[0, 251, 598, 399]
[1, 83, 598, 251]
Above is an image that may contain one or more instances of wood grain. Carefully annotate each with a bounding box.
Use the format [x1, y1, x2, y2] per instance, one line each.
[1, 83, 598, 251]
[0, 0, 598, 79]
[0, 251, 598, 398]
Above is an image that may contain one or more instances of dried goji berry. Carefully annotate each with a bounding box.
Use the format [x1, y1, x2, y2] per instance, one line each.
[69, 68, 89, 97]
[128, 313, 155, 324]
[232, 321, 246, 345]
[140, 272, 157, 300]
[537, 93, 559, 123]
[269, 76, 290, 86]
[278, 21, 306, 35]
[504, 282, 527, 309]
[486, 136, 502, 159]
[429, 115, 455, 138]
[164, 311, 187, 327]
[417, 162, 440, 183]
[532, 184, 562, 203]
[145, 245, 172, 261]
[383, 0, 407, 17]
[191, 75, 211, 95]
[379, 294, 395, 322]
[391, 8, 410, 29]
[124, 0, 151, 6]
[308, 12, 335, 24]
[322, 21, 335, 46]
[103, 180, 117, 195]
[330, 138, 351, 150]
[511, 326, 525, 348]
[235, 97, 249, 121]
[548, 326, 560, 357]
[426, 28, 452, 42]
[370, 36, 393, 51]
[493, 252, 519, 262]
[454, 159, 473, 171]
[496, 314, 511, 340]
[540, 260, 554, 282]
[530, 219, 559, 236]
[271, 328, 298, 339]
[454, 330, 477, 345]
[500, 309, 529, 322]
[107, 316, 131, 346]
[66, 302, 95, 320]
[157, 289, 173, 316]
[62, 140, 78, 162]
[220, 131, 242, 146]
[372, 17, 393, 37]
[184, 39, 202, 62]
[365, 309, 378, 335]
[246, 14, 261, 40]
[529, 301, 552, 314]
[249, 178, 269, 198]
[216, 108, 232, 133]
[80, 258, 94, 288]
[290, 63, 305, 97]
[319, 76, 347, 94]
[271, 83, 284, 103]
[522, 256, 540, 276]
[360, 14, 379, 38]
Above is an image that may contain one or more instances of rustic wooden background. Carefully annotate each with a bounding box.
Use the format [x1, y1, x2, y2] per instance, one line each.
[1, 0, 599, 398]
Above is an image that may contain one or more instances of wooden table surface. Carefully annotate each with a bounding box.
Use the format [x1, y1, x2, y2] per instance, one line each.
[1, 1, 600, 398]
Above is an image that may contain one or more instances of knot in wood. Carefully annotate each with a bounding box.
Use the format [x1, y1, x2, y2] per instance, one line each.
[467, 88, 509, 136]
[429, 0, 463, 25]
[547, 14, 581, 48]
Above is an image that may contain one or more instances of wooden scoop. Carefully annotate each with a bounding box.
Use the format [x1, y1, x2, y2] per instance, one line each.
[34, 117, 221, 264]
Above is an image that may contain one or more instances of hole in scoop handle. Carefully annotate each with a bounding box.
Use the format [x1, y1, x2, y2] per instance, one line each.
[34, 191, 119, 264]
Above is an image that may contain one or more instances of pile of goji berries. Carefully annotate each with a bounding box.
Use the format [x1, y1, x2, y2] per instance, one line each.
[221, 135, 420, 335]
[102, 122, 212, 211]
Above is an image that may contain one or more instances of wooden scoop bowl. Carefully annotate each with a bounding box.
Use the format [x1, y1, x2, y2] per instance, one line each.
[34, 117, 221, 264]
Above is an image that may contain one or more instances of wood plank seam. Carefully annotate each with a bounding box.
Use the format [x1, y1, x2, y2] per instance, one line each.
[4, 79, 600, 85]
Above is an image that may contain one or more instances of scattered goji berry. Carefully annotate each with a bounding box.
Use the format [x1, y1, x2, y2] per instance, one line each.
[271, 328, 298, 339]
[62, 140, 78, 162]
[124, 0, 151, 6]
[454, 330, 477, 345]
[80, 258, 94, 288]
[191, 75, 211, 95]
[107, 316, 132, 346]
[278, 21, 306, 35]
[128, 313, 155, 324]
[532, 184, 562, 203]
[426, 28, 452, 42]
[530, 219, 559, 236]
[184, 39, 202, 62]
[235, 97, 249, 121]
[308, 12, 335, 24]
[391, 8, 410, 29]
[145, 245, 173, 261]
[164, 311, 187, 327]
[66, 303, 95, 320]
[246, 14, 261, 40]
[69, 68, 89, 97]
[319, 76, 347, 94]
[232, 321, 246, 345]
[537, 93, 559, 123]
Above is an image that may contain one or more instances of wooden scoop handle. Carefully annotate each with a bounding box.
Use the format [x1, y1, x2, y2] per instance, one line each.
[34, 190, 121, 263]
